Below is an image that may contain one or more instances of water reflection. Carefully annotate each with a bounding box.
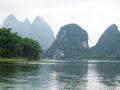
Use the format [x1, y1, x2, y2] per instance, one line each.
[86, 63, 107, 90]
[0, 63, 41, 89]
[0, 60, 120, 90]
[51, 61, 88, 90]
[96, 62, 120, 90]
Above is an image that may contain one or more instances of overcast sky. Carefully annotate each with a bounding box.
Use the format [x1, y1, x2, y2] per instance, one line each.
[0, 0, 120, 47]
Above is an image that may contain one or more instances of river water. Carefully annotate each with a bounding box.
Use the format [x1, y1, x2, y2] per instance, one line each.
[0, 60, 120, 90]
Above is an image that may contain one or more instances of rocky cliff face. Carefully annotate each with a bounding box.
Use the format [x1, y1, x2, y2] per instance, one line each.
[92, 24, 120, 54]
[2, 14, 55, 50]
[46, 24, 89, 59]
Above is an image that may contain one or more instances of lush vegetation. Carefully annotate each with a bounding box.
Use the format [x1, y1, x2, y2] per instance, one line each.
[46, 24, 120, 60]
[1, 24, 120, 60]
[0, 28, 43, 60]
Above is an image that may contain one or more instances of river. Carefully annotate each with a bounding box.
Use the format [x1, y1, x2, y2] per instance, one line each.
[0, 60, 120, 90]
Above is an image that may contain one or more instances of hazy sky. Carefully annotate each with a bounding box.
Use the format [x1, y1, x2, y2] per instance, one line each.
[0, 0, 120, 47]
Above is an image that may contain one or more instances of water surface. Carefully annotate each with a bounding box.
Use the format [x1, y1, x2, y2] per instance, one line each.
[0, 60, 120, 90]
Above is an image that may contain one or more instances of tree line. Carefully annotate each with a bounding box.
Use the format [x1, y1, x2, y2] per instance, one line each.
[0, 28, 43, 60]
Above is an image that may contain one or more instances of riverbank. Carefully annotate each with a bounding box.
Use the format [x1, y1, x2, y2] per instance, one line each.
[0, 57, 56, 64]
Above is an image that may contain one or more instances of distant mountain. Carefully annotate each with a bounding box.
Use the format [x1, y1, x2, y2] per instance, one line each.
[2, 14, 55, 50]
[92, 24, 120, 54]
[46, 24, 89, 59]
[30, 16, 55, 50]
[89, 24, 120, 60]
[3, 14, 20, 30]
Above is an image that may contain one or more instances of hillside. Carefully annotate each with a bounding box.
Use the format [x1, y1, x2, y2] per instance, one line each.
[46, 24, 89, 59]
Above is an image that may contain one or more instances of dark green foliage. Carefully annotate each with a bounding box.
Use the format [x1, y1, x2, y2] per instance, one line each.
[0, 28, 43, 60]
[20, 38, 43, 59]
[0, 28, 21, 57]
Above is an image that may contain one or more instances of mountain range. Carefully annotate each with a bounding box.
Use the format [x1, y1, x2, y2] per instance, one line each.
[46, 23, 120, 60]
[2, 15, 120, 60]
[2, 14, 55, 50]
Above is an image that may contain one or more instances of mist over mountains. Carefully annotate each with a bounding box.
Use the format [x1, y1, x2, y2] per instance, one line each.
[2, 14, 55, 50]
[2, 15, 120, 60]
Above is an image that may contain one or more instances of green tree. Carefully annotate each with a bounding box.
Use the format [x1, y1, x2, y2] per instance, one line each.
[20, 38, 43, 60]
[0, 28, 43, 60]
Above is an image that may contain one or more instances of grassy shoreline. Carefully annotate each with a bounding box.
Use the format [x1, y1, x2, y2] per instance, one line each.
[0, 57, 56, 64]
